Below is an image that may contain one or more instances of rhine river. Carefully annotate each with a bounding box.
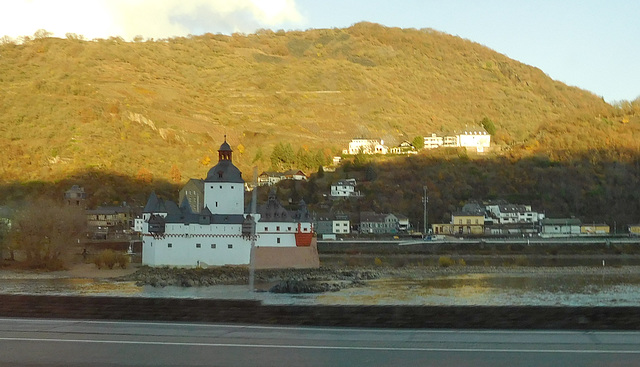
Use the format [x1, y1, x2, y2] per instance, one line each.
[3, 269, 640, 307]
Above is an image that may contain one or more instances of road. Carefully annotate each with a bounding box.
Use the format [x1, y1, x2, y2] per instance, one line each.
[1, 318, 640, 366]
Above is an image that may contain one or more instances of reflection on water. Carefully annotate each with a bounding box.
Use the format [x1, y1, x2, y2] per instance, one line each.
[318, 273, 640, 306]
[3, 272, 640, 306]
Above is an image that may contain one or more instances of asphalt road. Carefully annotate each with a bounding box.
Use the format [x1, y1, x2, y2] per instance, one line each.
[1, 318, 640, 366]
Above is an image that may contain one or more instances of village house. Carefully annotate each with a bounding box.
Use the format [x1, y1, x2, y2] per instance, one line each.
[64, 185, 87, 207]
[330, 178, 360, 198]
[257, 169, 307, 186]
[540, 218, 582, 237]
[359, 212, 399, 234]
[344, 138, 389, 155]
[314, 212, 351, 237]
[485, 201, 545, 225]
[139, 138, 318, 268]
[85, 205, 134, 238]
[423, 128, 491, 153]
[389, 141, 418, 155]
[432, 202, 485, 236]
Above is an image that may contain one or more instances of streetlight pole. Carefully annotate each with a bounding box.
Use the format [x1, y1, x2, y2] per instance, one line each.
[422, 186, 428, 236]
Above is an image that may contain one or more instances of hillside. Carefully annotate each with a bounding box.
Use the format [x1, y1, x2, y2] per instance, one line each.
[3, 22, 636, 187]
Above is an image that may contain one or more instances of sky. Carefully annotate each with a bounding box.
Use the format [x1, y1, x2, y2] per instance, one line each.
[1, 0, 638, 103]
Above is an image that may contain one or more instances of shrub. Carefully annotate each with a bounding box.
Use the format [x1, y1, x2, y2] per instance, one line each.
[93, 249, 119, 269]
[438, 256, 455, 267]
[374, 257, 383, 266]
[115, 252, 130, 269]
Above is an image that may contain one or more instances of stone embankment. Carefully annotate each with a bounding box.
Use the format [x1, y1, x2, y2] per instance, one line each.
[2, 294, 640, 330]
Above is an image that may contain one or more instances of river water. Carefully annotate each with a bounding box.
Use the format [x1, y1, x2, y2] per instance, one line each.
[3, 270, 640, 306]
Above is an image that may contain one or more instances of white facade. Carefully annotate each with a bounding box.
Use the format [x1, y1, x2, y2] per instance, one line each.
[332, 219, 350, 234]
[457, 129, 491, 152]
[423, 129, 491, 152]
[330, 179, 358, 197]
[346, 138, 389, 155]
[486, 204, 544, 224]
[424, 134, 443, 149]
[140, 140, 314, 267]
[204, 182, 244, 215]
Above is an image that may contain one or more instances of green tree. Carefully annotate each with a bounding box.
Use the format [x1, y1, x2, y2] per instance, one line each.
[412, 136, 424, 150]
[480, 117, 497, 135]
[270, 142, 295, 170]
[9, 199, 87, 269]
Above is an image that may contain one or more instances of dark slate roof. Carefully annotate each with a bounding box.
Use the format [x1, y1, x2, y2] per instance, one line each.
[257, 192, 292, 222]
[211, 214, 245, 224]
[86, 206, 131, 215]
[360, 211, 388, 223]
[179, 196, 193, 213]
[205, 160, 244, 183]
[143, 192, 161, 213]
[219, 140, 232, 152]
[541, 218, 582, 225]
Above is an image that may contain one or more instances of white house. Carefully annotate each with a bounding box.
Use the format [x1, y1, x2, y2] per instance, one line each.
[330, 179, 359, 198]
[485, 203, 545, 224]
[423, 128, 491, 152]
[346, 138, 388, 155]
[140, 139, 316, 267]
[457, 128, 491, 153]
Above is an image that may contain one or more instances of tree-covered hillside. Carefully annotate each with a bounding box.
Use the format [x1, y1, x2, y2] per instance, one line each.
[3, 22, 637, 184]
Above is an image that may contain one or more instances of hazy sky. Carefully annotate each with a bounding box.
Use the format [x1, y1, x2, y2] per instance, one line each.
[1, 0, 638, 103]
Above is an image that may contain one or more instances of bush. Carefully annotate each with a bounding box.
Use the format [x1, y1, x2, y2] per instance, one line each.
[438, 256, 455, 267]
[93, 249, 127, 269]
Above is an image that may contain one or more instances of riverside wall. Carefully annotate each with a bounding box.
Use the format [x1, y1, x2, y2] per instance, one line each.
[1, 294, 640, 330]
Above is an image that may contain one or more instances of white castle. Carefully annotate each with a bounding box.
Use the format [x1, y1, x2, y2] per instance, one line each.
[140, 138, 318, 268]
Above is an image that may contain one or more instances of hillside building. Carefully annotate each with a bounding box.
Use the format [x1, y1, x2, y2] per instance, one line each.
[330, 179, 360, 198]
[423, 128, 491, 152]
[139, 138, 318, 268]
[345, 138, 389, 155]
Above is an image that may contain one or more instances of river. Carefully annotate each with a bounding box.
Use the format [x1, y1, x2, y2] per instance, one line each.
[2, 268, 640, 307]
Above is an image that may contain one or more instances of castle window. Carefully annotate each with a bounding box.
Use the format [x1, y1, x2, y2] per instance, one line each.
[218, 171, 223, 178]
[196, 243, 201, 248]
[288, 227, 292, 231]
[277, 238, 281, 244]
[228, 244, 233, 249]
[276, 226, 280, 231]
[264, 226, 268, 231]
[211, 244, 216, 249]
[168, 243, 172, 248]
[220, 185, 222, 189]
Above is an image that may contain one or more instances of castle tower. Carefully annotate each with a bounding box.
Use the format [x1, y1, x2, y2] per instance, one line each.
[203, 138, 245, 215]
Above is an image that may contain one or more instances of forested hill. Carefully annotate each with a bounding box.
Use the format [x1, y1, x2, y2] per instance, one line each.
[0, 22, 638, 188]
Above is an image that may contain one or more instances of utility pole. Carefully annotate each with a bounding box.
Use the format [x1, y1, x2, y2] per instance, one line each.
[249, 167, 258, 293]
[422, 186, 428, 235]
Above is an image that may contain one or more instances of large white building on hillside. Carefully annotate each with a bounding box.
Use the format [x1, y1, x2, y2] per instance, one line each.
[140, 139, 317, 268]
[424, 128, 491, 152]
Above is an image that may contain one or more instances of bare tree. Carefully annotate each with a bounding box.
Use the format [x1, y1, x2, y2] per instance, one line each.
[33, 29, 53, 39]
[9, 199, 86, 269]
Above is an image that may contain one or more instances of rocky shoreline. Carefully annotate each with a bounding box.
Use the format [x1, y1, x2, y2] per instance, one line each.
[119, 266, 382, 293]
[118, 265, 640, 293]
